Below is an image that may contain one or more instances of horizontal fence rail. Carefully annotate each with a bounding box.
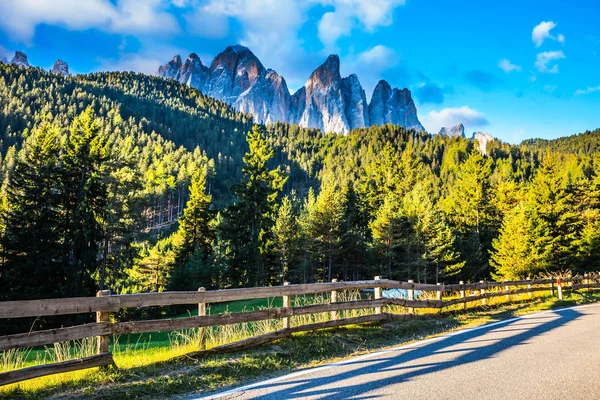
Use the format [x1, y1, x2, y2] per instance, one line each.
[1, 273, 598, 387]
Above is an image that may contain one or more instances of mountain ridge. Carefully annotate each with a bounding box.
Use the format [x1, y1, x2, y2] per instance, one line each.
[158, 45, 424, 134]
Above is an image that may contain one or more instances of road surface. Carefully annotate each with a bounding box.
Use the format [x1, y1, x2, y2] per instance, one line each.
[199, 303, 600, 400]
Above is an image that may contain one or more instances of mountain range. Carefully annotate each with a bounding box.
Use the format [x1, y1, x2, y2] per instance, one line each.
[158, 45, 424, 134]
[0, 48, 496, 152]
[0, 51, 70, 76]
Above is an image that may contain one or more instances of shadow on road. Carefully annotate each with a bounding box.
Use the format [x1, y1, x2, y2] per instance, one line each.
[243, 308, 582, 399]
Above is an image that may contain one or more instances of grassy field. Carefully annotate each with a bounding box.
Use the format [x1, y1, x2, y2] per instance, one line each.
[1, 289, 598, 399]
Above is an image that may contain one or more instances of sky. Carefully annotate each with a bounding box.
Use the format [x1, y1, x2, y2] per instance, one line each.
[0, 0, 599, 143]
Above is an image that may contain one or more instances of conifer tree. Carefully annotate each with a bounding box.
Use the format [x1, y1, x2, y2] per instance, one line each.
[170, 167, 215, 290]
[63, 107, 108, 296]
[491, 203, 552, 280]
[370, 194, 409, 280]
[443, 150, 495, 279]
[273, 195, 298, 284]
[306, 180, 345, 282]
[0, 122, 67, 301]
[224, 125, 286, 287]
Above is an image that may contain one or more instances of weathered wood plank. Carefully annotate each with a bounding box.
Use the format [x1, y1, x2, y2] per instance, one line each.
[441, 286, 551, 307]
[0, 299, 392, 350]
[114, 299, 391, 335]
[0, 280, 390, 319]
[0, 323, 112, 352]
[117, 280, 390, 308]
[386, 298, 444, 309]
[444, 278, 558, 291]
[0, 297, 121, 319]
[0, 353, 114, 387]
[572, 282, 600, 290]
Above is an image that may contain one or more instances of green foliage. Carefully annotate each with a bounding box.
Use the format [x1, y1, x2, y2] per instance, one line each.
[0, 62, 599, 315]
[222, 125, 287, 287]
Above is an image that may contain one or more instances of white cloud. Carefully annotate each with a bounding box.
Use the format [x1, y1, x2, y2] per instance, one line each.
[342, 45, 400, 95]
[422, 106, 489, 134]
[575, 85, 600, 95]
[0, 0, 180, 43]
[354, 45, 399, 69]
[318, 10, 354, 51]
[532, 21, 564, 47]
[498, 58, 522, 73]
[534, 50, 566, 73]
[316, 0, 406, 51]
[544, 84, 557, 94]
[184, 8, 230, 38]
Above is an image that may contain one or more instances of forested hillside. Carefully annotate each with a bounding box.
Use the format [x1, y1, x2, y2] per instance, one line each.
[0, 63, 598, 317]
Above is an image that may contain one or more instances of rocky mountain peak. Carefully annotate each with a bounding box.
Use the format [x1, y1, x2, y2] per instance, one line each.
[369, 80, 423, 131]
[51, 60, 69, 76]
[179, 53, 208, 88]
[472, 132, 495, 154]
[341, 74, 368, 130]
[308, 54, 341, 89]
[206, 45, 266, 102]
[158, 55, 182, 80]
[11, 51, 29, 68]
[438, 123, 465, 138]
[0, 56, 7, 64]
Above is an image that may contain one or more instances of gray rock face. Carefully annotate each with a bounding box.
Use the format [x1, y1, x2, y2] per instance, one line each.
[10, 51, 29, 68]
[438, 123, 465, 138]
[158, 46, 424, 133]
[204, 45, 266, 104]
[472, 132, 495, 154]
[369, 80, 424, 131]
[158, 55, 182, 80]
[291, 55, 351, 133]
[51, 60, 69, 76]
[341, 74, 369, 130]
[179, 53, 208, 89]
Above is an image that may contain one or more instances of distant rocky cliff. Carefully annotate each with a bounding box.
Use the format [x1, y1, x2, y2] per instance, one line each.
[158, 45, 424, 134]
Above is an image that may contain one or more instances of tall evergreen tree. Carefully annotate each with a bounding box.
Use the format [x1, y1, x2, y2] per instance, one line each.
[63, 107, 108, 296]
[273, 195, 298, 284]
[223, 125, 286, 287]
[443, 150, 496, 280]
[305, 180, 345, 282]
[170, 167, 215, 290]
[0, 122, 67, 301]
[491, 203, 552, 280]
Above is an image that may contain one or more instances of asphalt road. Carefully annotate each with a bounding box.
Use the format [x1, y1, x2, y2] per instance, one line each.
[200, 303, 600, 400]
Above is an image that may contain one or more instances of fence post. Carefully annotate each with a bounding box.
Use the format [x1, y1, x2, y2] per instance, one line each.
[527, 278, 532, 299]
[551, 278, 555, 297]
[557, 278, 563, 301]
[504, 281, 510, 301]
[198, 287, 207, 350]
[282, 282, 291, 329]
[374, 276, 382, 315]
[96, 290, 111, 355]
[479, 281, 486, 306]
[331, 279, 338, 321]
[407, 279, 414, 315]
[585, 273, 589, 292]
[459, 281, 466, 310]
[436, 283, 442, 301]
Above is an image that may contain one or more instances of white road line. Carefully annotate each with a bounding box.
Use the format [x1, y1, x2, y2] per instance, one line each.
[193, 302, 600, 400]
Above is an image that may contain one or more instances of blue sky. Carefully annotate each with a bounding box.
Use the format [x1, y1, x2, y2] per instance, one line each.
[0, 0, 599, 143]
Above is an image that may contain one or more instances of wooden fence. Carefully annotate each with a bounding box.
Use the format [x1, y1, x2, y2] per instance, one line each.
[1, 274, 598, 387]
